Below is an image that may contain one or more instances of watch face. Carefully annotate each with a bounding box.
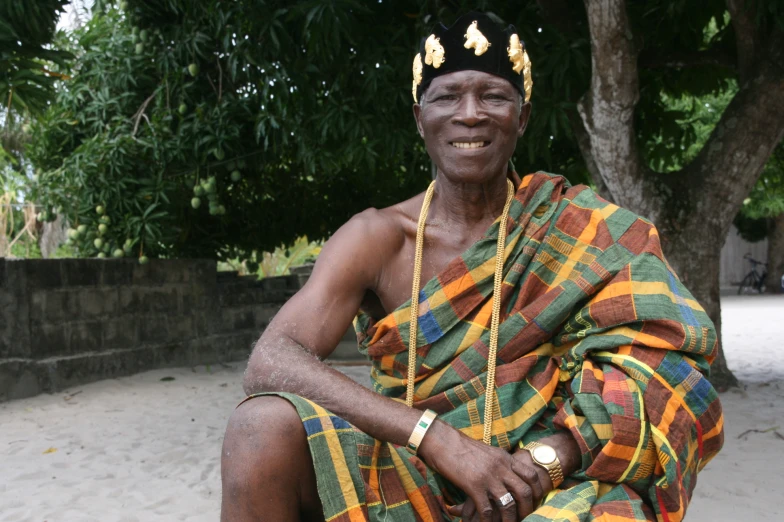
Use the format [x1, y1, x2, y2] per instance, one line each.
[532, 445, 557, 465]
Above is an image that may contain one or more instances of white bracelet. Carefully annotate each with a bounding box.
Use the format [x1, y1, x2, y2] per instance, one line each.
[406, 409, 438, 455]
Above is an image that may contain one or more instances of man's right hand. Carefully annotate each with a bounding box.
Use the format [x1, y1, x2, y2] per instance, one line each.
[419, 421, 546, 522]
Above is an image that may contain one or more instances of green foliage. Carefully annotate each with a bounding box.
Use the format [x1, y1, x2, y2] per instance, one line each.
[217, 235, 322, 278]
[10, 235, 42, 258]
[0, 0, 73, 117]
[742, 144, 784, 220]
[258, 235, 322, 278]
[734, 143, 784, 242]
[29, 1, 438, 260]
[23, 0, 784, 263]
[733, 212, 768, 243]
[1, 0, 74, 232]
[26, 0, 602, 261]
[641, 87, 737, 173]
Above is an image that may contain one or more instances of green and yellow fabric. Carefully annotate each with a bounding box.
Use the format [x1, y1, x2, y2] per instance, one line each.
[269, 172, 724, 522]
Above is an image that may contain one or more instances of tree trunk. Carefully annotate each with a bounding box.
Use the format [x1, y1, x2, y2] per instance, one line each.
[663, 225, 738, 390]
[39, 214, 67, 259]
[764, 212, 784, 294]
[577, 0, 784, 389]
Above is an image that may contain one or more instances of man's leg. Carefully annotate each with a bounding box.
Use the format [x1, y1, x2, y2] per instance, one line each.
[221, 396, 324, 522]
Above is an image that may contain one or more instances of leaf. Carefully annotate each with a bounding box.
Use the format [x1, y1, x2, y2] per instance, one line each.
[42, 447, 57, 454]
[142, 203, 159, 219]
[160, 376, 175, 382]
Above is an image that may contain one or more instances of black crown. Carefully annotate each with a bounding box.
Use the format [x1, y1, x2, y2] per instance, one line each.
[414, 12, 530, 103]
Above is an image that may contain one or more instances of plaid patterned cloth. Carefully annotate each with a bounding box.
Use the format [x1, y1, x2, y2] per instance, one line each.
[273, 172, 724, 522]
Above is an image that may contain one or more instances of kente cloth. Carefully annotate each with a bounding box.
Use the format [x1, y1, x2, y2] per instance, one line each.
[264, 172, 724, 522]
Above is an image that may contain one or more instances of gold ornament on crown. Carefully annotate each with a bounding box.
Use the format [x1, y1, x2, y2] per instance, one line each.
[507, 34, 524, 73]
[522, 50, 532, 102]
[508, 34, 533, 102]
[424, 35, 445, 68]
[412, 53, 423, 102]
[464, 20, 491, 56]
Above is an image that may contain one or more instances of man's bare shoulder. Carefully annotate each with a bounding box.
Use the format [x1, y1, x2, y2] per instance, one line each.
[330, 191, 426, 255]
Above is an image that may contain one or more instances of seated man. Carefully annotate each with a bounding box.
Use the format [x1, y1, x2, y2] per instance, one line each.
[221, 12, 723, 522]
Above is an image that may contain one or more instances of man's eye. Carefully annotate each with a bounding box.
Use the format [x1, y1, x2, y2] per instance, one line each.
[485, 94, 507, 100]
[435, 95, 456, 101]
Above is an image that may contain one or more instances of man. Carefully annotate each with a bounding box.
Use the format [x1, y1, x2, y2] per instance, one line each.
[221, 12, 723, 522]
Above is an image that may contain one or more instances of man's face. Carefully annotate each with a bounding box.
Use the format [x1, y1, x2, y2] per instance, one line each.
[413, 70, 531, 184]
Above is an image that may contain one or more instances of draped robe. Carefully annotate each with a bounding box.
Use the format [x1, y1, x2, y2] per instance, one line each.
[267, 172, 724, 522]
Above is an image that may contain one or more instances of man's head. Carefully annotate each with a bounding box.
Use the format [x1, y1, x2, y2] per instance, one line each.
[411, 12, 533, 184]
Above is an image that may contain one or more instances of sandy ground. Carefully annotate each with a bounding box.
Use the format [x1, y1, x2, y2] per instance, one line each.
[1, 295, 782, 521]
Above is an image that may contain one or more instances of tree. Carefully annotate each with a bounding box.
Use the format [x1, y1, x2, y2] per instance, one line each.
[0, 0, 71, 120]
[27, 1, 591, 263]
[0, 0, 73, 253]
[27, 1, 435, 261]
[571, 0, 784, 389]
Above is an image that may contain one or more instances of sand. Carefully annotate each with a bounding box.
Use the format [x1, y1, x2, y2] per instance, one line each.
[685, 295, 784, 521]
[1, 295, 782, 521]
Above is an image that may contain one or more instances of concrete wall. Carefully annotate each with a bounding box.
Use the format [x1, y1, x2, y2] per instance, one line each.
[0, 258, 305, 401]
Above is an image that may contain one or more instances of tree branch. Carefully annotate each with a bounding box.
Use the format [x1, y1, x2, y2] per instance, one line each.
[638, 48, 737, 71]
[685, 28, 784, 237]
[727, 0, 760, 82]
[566, 110, 612, 202]
[537, 0, 612, 199]
[131, 90, 158, 137]
[577, 0, 655, 219]
[216, 55, 223, 103]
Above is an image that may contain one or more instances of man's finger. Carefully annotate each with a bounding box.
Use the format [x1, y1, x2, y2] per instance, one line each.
[504, 474, 534, 520]
[462, 497, 478, 522]
[473, 495, 495, 522]
[489, 486, 518, 522]
[511, 457, 543, 502]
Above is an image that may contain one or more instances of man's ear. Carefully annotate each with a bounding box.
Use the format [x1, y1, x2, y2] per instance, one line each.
[413, 103, 425, 139]
[517, 102, 532, 138]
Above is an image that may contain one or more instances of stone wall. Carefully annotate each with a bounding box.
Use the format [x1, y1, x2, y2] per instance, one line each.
[0, 258, 305, 401]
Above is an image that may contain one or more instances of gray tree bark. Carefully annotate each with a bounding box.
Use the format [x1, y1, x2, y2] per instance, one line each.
[39, 214, 67, 259]
[575, 0, 784, 390]
[764, 213, 784, 294]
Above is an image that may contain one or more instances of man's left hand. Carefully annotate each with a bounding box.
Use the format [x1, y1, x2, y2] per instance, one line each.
[445, 451, 547, 522]
[446, 431, 580, 521]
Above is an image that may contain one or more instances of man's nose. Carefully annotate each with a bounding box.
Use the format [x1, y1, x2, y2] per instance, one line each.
[452, 95, 484, 126]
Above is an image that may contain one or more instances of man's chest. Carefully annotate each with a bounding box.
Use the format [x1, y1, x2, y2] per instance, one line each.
[368, 228, 486, 319]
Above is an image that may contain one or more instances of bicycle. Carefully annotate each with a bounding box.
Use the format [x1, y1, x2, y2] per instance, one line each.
[737, 253, 767, 294]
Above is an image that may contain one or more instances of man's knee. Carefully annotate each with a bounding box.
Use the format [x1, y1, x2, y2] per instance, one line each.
[221, 396, 314, 520]
[223, 396, 306, 459]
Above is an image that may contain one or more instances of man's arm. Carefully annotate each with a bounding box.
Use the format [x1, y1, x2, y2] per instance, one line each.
[243, 209, 427, 445]
[241, 209, 568, 522]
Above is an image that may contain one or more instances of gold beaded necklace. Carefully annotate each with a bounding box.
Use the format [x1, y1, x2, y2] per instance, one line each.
[405, 178, 515, 445]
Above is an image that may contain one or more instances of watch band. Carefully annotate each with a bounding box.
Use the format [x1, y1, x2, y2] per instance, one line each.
[521, 441, 564, 488]
[406, 409, 438, 455]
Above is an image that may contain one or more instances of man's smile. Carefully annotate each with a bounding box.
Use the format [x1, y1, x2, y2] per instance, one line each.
[450, 141, 489, 149]
[449, 137, 491, 149]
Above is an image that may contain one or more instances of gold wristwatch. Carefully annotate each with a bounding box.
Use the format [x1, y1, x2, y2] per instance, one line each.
[521, 441, 564, 488]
